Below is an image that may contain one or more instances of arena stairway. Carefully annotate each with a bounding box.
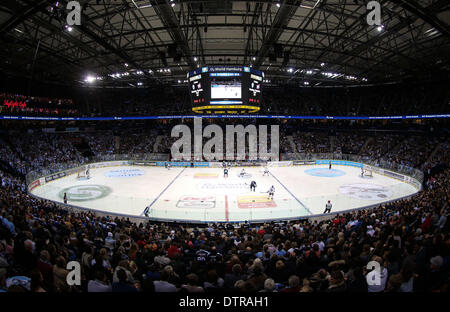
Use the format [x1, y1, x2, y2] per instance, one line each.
[389, 135, 409, 156]
[425, 142, 444, 167]
[358, 137, 374, 156]
[287, 136, 298, 155]
[71, 137, 95, 157]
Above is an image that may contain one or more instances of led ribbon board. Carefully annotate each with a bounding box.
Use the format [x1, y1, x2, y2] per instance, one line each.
[1, 114, 449, 121]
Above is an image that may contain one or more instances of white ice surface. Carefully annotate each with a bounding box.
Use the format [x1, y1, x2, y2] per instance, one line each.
[31, 165, 418, 222]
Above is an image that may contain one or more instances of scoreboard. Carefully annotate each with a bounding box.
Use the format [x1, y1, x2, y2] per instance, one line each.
[188, 66, 263, 114]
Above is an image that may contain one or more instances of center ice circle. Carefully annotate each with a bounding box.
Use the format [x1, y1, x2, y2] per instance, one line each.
[305, 168, 346, 177]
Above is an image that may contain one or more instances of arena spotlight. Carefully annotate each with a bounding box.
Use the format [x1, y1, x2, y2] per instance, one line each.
[194, 57, 198, 61]
[377, 25, 385, 32]
[84, 76, 96, 83]
[276, 2, 281, 8]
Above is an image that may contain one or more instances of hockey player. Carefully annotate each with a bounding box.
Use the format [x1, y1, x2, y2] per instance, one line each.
[361, 167, 365, 177]
[329, 160, 332, 170]
[85, 167, 90, 179]
[263, 167, 270, 176]
[240, 168, 246, 178]
[250, 180, 257, 192]
[268, 185, 275, 200]
[324, 200, 332, 213]
[224, 167, 229, 178]
[165, 162, 171, 170]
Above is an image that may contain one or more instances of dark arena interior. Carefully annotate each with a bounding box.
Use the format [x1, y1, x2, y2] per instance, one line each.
[0, 0, 449, 302]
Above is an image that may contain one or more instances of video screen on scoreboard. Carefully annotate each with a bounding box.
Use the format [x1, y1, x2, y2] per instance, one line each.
[211, 77, 241, 99]
[188, 66, 263, 114]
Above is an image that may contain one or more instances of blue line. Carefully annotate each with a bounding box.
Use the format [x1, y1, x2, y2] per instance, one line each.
[141, 168, 186, 216]
[269, 172, 313, 215]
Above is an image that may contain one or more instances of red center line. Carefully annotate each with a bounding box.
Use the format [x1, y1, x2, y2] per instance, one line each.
[225, 195, 229, 222]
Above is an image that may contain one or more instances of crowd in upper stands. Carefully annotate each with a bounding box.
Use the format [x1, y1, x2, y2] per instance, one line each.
[0, 119, 448, 292]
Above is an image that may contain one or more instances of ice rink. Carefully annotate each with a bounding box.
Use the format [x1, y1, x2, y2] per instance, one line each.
[30, 164, 419, 223]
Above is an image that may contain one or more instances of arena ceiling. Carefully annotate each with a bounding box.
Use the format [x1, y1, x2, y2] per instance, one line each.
[0, 0, 449, 87]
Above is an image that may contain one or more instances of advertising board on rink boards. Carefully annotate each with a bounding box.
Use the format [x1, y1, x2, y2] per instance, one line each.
[315, 159, 363, 168]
